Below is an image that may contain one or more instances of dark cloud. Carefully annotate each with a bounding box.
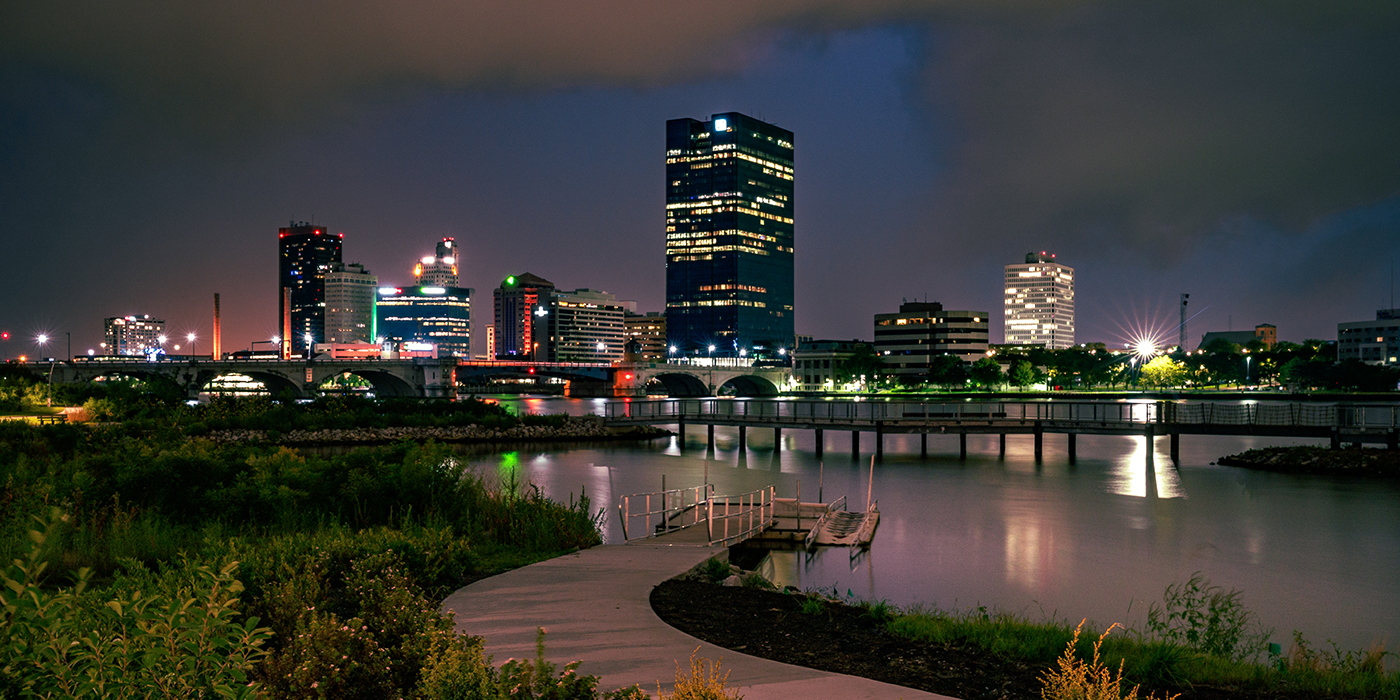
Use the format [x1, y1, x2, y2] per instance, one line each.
[921, 1, 1400, 262]
[1, 0, 933, 132]
[7, 1, 1395, 248]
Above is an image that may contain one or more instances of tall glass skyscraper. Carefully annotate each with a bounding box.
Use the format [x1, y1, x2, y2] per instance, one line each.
[665, 112, 794, 358]
[278, 222, 343, 354]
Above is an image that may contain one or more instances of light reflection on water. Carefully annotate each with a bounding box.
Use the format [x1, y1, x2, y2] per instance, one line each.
[465, 396, 1400, 652]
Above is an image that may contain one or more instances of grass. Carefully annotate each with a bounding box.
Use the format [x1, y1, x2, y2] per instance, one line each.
[881, 596, 1400, 699]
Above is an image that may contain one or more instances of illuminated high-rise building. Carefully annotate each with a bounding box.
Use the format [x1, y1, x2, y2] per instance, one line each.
[103, 315, 165, 356]
[325, 262, 377, 344]
[375, 285, 472, 357]
[541, 289, 627, 363]
[278, 222, 343, 353]
[1004, 252, 1075, 349]
[493, 273, 554, 359]
[414, 237, 460, 287]
[665, 112, 794, 358]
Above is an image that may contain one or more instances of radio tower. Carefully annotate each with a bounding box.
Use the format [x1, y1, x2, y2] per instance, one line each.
[1179, 293, 1190, 352]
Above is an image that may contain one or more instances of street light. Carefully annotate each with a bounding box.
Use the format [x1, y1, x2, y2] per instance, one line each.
[35, 335, 53, 407]
[187, 333, 197, 359]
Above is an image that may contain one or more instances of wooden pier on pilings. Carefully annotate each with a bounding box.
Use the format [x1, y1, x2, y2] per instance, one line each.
[607, 399, 1400, 465]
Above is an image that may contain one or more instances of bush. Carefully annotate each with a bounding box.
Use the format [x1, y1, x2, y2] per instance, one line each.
[0, 510, 272, 699]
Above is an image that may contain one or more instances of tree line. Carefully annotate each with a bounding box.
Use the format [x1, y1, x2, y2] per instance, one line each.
[825, 338, 1398, 392]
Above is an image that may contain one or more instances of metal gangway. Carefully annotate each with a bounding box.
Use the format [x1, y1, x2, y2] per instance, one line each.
[618, 484, 776, 546]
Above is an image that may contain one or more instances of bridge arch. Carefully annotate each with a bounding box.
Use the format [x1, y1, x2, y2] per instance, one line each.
[647, 372, 710, 398]
[75, 369, 186, 397]
[336, 369, 417, 398]
[213, 370, 303, 398]
[717, 375, 780, 397]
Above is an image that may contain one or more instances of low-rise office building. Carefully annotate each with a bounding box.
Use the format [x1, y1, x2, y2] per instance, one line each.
[1338, 309, 1400, 366]
[792, 339, 870, 392]
[1198, 324, 1277, 351]
[874, 301, 989, 379]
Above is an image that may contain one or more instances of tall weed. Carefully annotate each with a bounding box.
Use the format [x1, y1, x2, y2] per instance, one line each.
[1145, 572, 1271, 662]
[1040, 620, 1178, 700]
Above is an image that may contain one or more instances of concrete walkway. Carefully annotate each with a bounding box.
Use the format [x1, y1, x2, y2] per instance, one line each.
[441, 543, 956, 700]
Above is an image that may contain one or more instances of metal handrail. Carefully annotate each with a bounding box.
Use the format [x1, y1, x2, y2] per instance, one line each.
[605, 399, 1400, 430]
[618, 483, 714, 543]
[706, 486, 775, 546]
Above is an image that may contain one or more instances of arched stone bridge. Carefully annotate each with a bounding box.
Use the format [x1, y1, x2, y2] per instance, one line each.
[51, 358, 790, 399]
[57, 357, 460, 399]
[612, 362, 789, 397]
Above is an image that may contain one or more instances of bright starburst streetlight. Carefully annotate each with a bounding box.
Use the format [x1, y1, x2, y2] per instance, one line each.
[1134, 339, 1157, 359]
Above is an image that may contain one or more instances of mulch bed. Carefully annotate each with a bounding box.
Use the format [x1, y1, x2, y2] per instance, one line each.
[649, 579, 1322, 700]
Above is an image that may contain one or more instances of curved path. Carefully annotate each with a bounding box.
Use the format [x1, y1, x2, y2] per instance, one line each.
[442, 543, 956, 699]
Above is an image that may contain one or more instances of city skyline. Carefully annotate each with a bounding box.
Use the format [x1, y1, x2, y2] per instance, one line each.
[3, 5, 1399, 358]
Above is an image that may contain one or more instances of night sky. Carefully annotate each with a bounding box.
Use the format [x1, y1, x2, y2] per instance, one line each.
[3, 1, 1399, 359]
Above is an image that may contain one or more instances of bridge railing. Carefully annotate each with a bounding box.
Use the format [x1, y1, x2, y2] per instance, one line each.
[707, 486, 776, 547]
[606, 399, 1400, 430]
[618, 483, 714, 543]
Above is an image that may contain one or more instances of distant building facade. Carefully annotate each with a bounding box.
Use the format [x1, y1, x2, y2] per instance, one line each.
[278, 222, 343, 353]
[493, 273, 555, 359]
[415, 237, 460, 287]
[542, 289, 627, 363]
[324, 262, 377, 344]
[375, 285, 473, 357]
[1198, 324, 1277, 351]
[103, 315, 165, 356]
[1338, 310, 1400, 366]
[624, 312, 668, 361]
[665, 112, 794, 358]
[792, 339, 869, 392]
[1004, 252, 1075, 349]
[874, 302, 990, 379]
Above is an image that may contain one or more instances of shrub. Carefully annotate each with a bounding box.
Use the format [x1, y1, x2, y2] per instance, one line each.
[0, 510, 272, 700]
[702, 557, 729, 583]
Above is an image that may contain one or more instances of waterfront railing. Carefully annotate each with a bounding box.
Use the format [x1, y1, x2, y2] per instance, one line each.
[605, 399, 1400, 430]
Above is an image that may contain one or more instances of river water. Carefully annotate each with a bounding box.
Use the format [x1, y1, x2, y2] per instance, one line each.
[459, 396, 1400, 654]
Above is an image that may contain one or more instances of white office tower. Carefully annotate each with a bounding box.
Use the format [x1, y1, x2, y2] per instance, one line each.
[325, 262, 378, 343]
[415, 237, 460, 287]
[1004, 251, 1075, 349]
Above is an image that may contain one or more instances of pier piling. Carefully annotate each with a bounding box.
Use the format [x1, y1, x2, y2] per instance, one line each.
[1068, 432, 1077, 464]
[1034, 421, 1044, 461]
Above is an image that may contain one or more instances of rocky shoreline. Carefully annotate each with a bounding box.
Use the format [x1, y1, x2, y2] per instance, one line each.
[202, 415, 669, 446]
[1217, 445, 1400, 477]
